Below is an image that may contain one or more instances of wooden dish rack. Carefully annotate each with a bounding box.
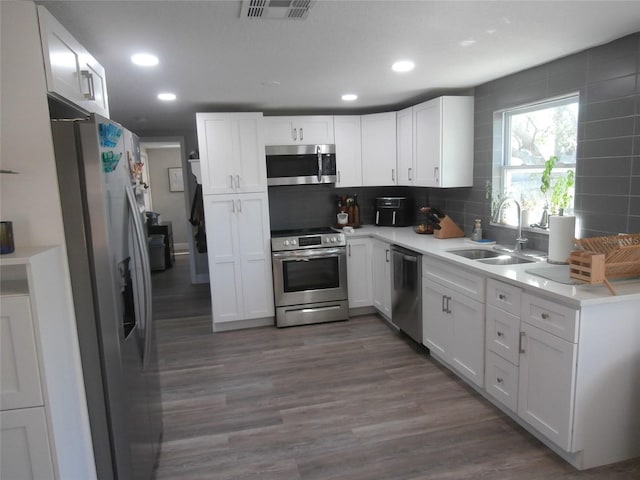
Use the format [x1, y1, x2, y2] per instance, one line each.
[569, 233, 640, 295]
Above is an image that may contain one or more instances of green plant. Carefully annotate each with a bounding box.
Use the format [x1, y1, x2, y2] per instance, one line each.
[540, 156, 575, 215]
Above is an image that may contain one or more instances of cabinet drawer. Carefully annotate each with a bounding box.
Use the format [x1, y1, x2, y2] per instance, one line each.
[486, 278, 521, 316]
[485, 350, 518, 412]
[521, 293, 579, 343]
[423, 257, 485, 302]
[485, 304, 520, 365]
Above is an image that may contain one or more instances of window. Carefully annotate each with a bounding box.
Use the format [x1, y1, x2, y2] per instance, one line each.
[492, 95, 578, 228]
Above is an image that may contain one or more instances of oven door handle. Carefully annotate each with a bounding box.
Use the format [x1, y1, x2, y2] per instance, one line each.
[272, 248, 345, 260]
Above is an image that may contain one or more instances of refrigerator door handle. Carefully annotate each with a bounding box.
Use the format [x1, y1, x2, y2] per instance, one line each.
[126, 185, 153, 369]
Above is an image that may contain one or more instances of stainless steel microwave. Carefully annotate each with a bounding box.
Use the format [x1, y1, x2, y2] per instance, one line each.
[266, 144, 336, 186]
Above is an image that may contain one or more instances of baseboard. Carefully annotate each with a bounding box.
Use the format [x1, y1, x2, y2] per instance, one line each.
[348, 306, 377, 317]
[213, 316, 274, 332]
[174, 242, 189, 251]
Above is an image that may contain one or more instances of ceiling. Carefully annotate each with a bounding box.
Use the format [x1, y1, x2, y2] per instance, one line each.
[38, 0, 640, 134]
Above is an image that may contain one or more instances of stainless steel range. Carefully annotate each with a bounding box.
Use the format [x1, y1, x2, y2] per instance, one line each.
[271, 227, 349, 327]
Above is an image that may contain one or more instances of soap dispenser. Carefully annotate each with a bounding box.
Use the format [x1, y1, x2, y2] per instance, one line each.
[471, 218, 482, 241]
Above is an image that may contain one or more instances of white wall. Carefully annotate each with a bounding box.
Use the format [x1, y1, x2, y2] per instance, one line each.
[0, 0, 66, 246]
[145, 147, 189, 246]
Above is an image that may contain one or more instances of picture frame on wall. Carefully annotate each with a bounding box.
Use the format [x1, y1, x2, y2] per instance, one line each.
[168, 167, 184, 192]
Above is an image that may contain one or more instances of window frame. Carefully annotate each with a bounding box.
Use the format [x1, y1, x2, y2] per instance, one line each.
[492, 93, 579, 229]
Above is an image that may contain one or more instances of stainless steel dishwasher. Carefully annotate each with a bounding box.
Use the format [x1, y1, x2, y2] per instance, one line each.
[391, 245, 422, 343]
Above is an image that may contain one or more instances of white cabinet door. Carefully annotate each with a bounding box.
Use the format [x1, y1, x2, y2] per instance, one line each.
[361, 112, 397, 186]
[518, 321, 577, 451]
[196, 113, 266, 195]
[1, 296, 43, 410]
[37, 6, 109, 117]
[423, 278, 484, 387]
[372, 240, 392, 318]
[203, 196, 244, 323]
[450, 292, 485, 387]
[334, 116, 362, 187]
[396, 106, 414, 186]
[203, 193, 273, 326]
[263, 116, 334, 145]
[0, 408, 54, 480]
[346, 238, 373, 308]
[413, 96, 474, 188]
[422, 279, 452, 356]
[235, 195, 275, 320]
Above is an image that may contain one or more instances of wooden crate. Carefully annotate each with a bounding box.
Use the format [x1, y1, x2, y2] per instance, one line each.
[569, 234, 640, 295]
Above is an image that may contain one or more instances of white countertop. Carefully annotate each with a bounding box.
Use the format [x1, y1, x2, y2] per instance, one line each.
[344, 226, 640, 307]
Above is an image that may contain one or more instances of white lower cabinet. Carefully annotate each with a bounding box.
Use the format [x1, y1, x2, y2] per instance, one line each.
[346, 238, 373, 308]
[203, 193, 274, 328]
[518, 317, 577, 452]
[372, 239, 392, 318]
[423, 278, 485, 387]
[1, 408, 54, 480]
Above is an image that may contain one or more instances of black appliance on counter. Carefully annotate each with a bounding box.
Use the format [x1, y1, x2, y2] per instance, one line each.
[374, 197, 414, 226]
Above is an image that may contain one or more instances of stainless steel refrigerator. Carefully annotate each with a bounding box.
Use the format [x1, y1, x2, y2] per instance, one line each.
[51, 114, 162, 480]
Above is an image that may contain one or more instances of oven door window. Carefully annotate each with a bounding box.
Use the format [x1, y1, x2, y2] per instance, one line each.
[283, 256, 340, 292]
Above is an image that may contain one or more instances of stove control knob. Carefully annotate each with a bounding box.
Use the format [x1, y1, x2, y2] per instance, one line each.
[324, 237, 330, 243]
[291, 239, 297, 245]
[283, 240, 290, 246]
[331, 236, 337, 243]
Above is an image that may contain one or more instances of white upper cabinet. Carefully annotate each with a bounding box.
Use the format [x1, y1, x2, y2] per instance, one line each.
[37, 6, 109, 117]
[334, 116, 362, 187]
[413, 96, 474, 188]
[196, 112, 267, 195]
[361, 112, 397, 186]
[396, 106, 414, 186]
[263, 116, 334, 145]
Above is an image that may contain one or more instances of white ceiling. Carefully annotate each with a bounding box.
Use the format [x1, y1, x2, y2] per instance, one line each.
[38, 0, 640, 134]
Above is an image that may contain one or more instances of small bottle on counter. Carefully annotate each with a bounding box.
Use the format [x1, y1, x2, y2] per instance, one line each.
[471, 218, 482, 241]
[352, 194, 360, 226]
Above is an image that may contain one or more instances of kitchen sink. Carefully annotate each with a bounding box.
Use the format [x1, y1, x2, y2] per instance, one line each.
[447, 249, 502, 259]
[477, 256, 535, 265]
[447, 248, 538, 265]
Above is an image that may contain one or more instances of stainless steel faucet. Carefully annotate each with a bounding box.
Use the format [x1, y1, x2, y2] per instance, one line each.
[492, 197, 528, 251]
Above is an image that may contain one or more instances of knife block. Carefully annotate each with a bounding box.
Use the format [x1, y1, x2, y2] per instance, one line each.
[434, 215, 465, 239]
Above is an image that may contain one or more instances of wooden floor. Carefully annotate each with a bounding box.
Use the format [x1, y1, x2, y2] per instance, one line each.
[151, 255, 640, 480]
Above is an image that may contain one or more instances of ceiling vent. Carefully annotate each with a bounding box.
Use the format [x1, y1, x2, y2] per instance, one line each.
[241, 0, 316, 20]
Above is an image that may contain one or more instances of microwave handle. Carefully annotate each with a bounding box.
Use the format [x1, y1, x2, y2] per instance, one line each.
[317, 145, 322, 182]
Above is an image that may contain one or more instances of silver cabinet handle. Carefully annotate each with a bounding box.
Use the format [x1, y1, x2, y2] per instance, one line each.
[292, 128, 297, 141]
[541, 313, 550, 320]
[391, 168, 395, 182]
[446, 296, 452, 314]
[231, 199, 236, 213]
[237, 199, 242, 213]
[497, 377, 504, 384]
[236, 174, 240, 189]
[385, 248, 390, 263]
[520, 331, 526, 354]
[434, 166, 440, 184]
[442, 295, 447, 313]
[230, 175, 234, 189]
[299, 128, 303, 141]
[497, 331, 504, 337]
[499, 293, 507, 300]
[348, 244, 351, 256]
[80, 70, 95, 100]
[408, 167, 413, 181]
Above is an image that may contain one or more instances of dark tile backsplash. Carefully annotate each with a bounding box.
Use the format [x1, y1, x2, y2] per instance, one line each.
[437, 31, 640, 246]
[268, 32, 640, 246]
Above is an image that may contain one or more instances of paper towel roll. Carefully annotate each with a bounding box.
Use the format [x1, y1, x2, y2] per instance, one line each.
[548, 215, 576, 264]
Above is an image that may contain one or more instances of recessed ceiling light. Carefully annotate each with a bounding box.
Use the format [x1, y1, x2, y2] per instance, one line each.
[459, 39, 476, 47]
[341, 94, 358, 101]
[131, 53, 159, 67]
[157, 93, 176, 101]
[392, 60, 415, 73]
